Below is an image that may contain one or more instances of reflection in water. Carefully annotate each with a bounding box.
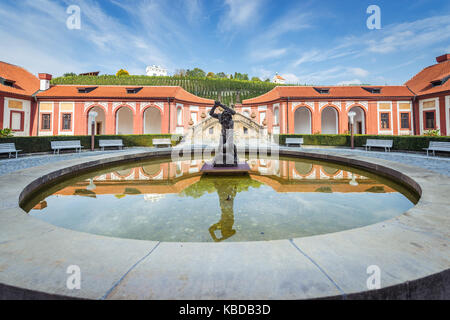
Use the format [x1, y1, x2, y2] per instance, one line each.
[24, 157, 419, 243]
[209, 180, 238, 242]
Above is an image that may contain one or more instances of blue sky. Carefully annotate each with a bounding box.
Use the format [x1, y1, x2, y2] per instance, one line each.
[0, 0, 449, 85]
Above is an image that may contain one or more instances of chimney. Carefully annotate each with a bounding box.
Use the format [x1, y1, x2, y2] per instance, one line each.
[436, 54, 450, 64]
[38, 73, 52, 91]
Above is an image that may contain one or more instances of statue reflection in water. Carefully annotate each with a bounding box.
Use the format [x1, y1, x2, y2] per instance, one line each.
[209, 180, 238, 242]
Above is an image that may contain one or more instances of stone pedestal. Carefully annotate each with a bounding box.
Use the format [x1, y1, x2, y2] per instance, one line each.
[201, 163, 251, 176]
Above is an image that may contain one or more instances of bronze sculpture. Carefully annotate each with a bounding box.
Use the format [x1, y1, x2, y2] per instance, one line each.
[209, 100, 238, 167]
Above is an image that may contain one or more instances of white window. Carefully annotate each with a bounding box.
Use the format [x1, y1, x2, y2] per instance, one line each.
[10, 111, 24, 131]
[260, 112, 266, 125]
[177, 107, 183, 126]
[191, 112, 198, 125]
[11, 112, 23, 131]
[274, 107, 279, 125]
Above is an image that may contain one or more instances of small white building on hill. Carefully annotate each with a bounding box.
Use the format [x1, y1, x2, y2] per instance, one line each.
[146, 65, 168, 77]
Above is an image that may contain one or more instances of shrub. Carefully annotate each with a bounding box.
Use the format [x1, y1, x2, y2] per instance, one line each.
[276, 134, 450, 152]
[423, 129, 440, 136]
[0, 128, 13, 138]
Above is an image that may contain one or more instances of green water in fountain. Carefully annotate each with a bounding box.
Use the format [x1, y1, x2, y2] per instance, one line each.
[23, 156, 418, 242]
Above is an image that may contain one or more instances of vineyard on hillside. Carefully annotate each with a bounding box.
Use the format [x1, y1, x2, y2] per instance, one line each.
[51, 75, 298, 105]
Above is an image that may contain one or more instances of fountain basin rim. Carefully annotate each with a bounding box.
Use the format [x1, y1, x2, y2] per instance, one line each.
[0, 146, 448, 300]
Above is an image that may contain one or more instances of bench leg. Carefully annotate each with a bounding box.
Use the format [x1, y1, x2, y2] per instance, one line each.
[15, 151, 18, 159]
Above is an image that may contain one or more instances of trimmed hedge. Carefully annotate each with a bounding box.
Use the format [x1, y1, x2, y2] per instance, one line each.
[0, 134, 182, 154]
[276, 134, 450, 152]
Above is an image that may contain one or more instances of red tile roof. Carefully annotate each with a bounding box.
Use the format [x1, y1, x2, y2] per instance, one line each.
[37, 85, 214, 104]
[243, 86, 413, 104]
[405, 59, 450, 96]
[0, 61, 40, 97]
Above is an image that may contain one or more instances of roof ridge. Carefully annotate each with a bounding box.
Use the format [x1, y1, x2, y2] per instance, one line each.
[49, 84, 183, 89]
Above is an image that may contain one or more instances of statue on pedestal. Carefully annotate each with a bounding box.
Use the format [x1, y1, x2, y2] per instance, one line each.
[209, 101, 238, 167]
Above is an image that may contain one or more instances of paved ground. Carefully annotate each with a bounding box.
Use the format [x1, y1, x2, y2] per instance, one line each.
[0, 148, 448, 299]
[1, 146, 449, 177]
[0, 148, 149, 176]
[302, 147, 450, 177]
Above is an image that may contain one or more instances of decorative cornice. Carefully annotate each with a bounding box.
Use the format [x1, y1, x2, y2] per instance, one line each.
[84, 102, 108, 112]
[113, 102, 136, 113]
[292, 102, 314, 111]
[141, 102, 164, 111]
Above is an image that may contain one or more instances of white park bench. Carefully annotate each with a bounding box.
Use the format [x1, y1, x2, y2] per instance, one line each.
[99, 139, 124, 151]
[363, 139, 393, 152]
[0, 143, 21, 158]
[153, 138, 172, 148]
[51, 140, 83, 154]
[285, 138, 304, 147]
[423, 141, 450, 157]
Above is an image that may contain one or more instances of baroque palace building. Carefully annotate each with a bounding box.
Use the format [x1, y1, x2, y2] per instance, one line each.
[1, 54, 450, 138]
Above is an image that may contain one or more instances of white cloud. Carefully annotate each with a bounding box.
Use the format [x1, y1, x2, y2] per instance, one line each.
[251, 67, 273, 80]
[336, 79, 362, 86]
[292, 14, 450, 68]
[251, 48, 287, 60]
[281, 73, 300, 84]
[0, 0, 208, 76]
[247, 7, 312, 62]
[220, 0, 264, 31]
[348, 68, 369, 78]
[184, 0, 202, 23]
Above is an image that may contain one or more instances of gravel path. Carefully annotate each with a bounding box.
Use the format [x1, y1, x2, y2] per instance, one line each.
[1, 146, 449, 177]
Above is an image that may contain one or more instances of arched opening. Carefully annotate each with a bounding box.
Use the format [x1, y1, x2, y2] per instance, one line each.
[348, 106, 366, 134]
[322, 166, 340, 176]
[87, 106, 106, 135]
[177, 107, 183, 126]
[295, 162, 313, 176]
[321, 106, 338, 134]
[294, 107, 312, 134]
[116, 107, 134, 135]
[142, 164, 162, 177]
[115, 169, 133, 179]
[143, 107, 162, 134]
[274, 107, 279, 125]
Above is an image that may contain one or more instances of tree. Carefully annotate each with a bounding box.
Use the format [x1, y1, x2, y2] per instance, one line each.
[63, 72, 77, 77]
[174, 69, 187, 77]
[251, 77, 261, 82]
[116, 69, 130, 77]
[233, 72, 248, 80]
[216, 72, 227, 78]
[186, 68, 206, 78]
[207, 72, 215, 78]
[264, 78, 271, 82]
